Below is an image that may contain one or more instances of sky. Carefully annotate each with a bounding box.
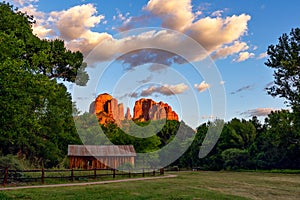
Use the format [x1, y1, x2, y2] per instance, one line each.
[8, 0, 300, 128]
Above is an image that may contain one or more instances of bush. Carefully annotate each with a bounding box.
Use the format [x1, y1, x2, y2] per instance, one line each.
[0, 155, 23, 170]
[221, 148, 250, 170]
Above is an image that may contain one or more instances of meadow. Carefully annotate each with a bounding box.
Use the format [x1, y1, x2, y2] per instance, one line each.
[1, 171, 300, 200]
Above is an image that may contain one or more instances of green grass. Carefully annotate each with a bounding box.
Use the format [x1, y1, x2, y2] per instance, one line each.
[1, 171, 300, 200]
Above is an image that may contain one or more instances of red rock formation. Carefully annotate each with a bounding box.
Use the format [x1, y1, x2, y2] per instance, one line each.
[90, 93, 113, 114]
[90, 93, 125, 125]
[89, 94, 179, 125]
[125, 107, 132, 120]
[133, 98, 179, 122]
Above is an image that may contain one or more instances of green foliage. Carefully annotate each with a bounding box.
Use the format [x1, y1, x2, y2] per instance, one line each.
[221, 148, 250, 170]
[0, 2, 85, 168]
[0, 155, 23, 170]
[0, 2, 89, 85]
[265, 28, 300, 110]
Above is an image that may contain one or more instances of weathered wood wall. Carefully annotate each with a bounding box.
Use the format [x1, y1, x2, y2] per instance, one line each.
[69, 156, 135, 169]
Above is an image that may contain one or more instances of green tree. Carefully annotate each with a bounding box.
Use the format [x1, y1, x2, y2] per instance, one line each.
[264, 28, 300, 169]
[255, 110, 300, 169]
[0, 2, 89, 85]
[265, 28, 300, 110]
[0, 2, 87, 167]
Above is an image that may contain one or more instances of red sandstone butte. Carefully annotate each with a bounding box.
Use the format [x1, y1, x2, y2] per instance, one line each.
[90, 93, 179, 125]
[133, 98, 179, 122]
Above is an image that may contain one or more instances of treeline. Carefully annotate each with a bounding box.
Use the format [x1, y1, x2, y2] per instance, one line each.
[177, 111, 300, 170]
[75, 111, 300, 170]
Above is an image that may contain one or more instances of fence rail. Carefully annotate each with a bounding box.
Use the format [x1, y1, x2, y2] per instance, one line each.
[0, 167, 164, 186]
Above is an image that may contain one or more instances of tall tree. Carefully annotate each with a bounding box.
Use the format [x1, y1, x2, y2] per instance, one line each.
[265, 28, 300, 110]
[0, 2, 87, 167]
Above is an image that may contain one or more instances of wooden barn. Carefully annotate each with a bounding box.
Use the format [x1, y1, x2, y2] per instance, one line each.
[68, 145, 136, 169]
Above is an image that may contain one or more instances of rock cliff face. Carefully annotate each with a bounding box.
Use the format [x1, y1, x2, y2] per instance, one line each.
[133, 98, 179, 122]
[89, 93, 179, 125]
[125, 107, 132, 120]
[89, 93, 124, 125]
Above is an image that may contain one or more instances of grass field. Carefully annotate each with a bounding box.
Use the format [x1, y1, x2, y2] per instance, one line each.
[1, 171, 300, 200]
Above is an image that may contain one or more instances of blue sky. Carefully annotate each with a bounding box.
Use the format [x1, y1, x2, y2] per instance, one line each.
[9, 0, 300, 128]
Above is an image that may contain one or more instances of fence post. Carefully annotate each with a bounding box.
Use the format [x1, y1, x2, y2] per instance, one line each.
[113, 169, 116, 178]
[2, 167, 8, 186]
[160, 168, 164, 175]
[41, 168, 45, 184]
[142, 168, 145, 177]
[71, 168, 74, 181]
[153, 169, 155, 176]
[128, 169, 131, 178]
[94, 168, 97, 179]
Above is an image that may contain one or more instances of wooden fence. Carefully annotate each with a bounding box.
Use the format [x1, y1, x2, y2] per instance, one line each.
[0, 167, 164, 186]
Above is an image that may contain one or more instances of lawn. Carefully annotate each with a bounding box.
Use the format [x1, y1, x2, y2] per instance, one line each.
[0, 171, 300, 200]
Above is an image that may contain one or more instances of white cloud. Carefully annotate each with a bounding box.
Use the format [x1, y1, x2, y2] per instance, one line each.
[212, 41, 249, 60]
[11, 0, 38, 6]
[220, 81, 225, 85]
[144, 0, 194, 31]
[195, 10, 202, 17]
[211, 10, 223, 17]
[16, 0, 252, 67]
[241, 108, 279, 117]
[50, 4, 105, 40]
[189, 14, 251, 55]
[144, 0, 251, 61]
[257, 52, 268, 59]
[140, 83, 188, 96]
[18, 4, 53, 38]
[234, 52, 255, 62]
[194, 81, 210, 92]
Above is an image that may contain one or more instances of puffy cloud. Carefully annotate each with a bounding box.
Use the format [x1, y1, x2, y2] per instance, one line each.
[212, 41, 248, 60]
[144, 0, 251, 61]
[50, 4, 104, 40]
[66, 31, 112, 56]
[234, 52, 255, 62]
[45, 4, 113, 55]
[144, 0, 194, 31]
[18, 0, 252, 67]
[87, 30, 204, 67]
[194, 81, 210, 92]
[189, 14, 251, 55]
[140, 83, 188, 96]
[241, 108, 279, 117]
[18, 4, 53, 38]
[220, 81, 225, 85]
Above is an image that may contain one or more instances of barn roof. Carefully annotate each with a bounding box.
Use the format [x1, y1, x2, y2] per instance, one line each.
[68, 145, 136, 157]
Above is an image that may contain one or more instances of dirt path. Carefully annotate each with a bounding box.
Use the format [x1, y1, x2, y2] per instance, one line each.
[0, 174, 177, 191]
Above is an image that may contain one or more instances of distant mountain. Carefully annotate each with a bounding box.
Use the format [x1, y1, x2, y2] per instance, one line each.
[89, 93, 179, 125]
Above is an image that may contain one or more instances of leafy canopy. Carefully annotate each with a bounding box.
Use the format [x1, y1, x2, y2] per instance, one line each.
[265, 28, 300, 110]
